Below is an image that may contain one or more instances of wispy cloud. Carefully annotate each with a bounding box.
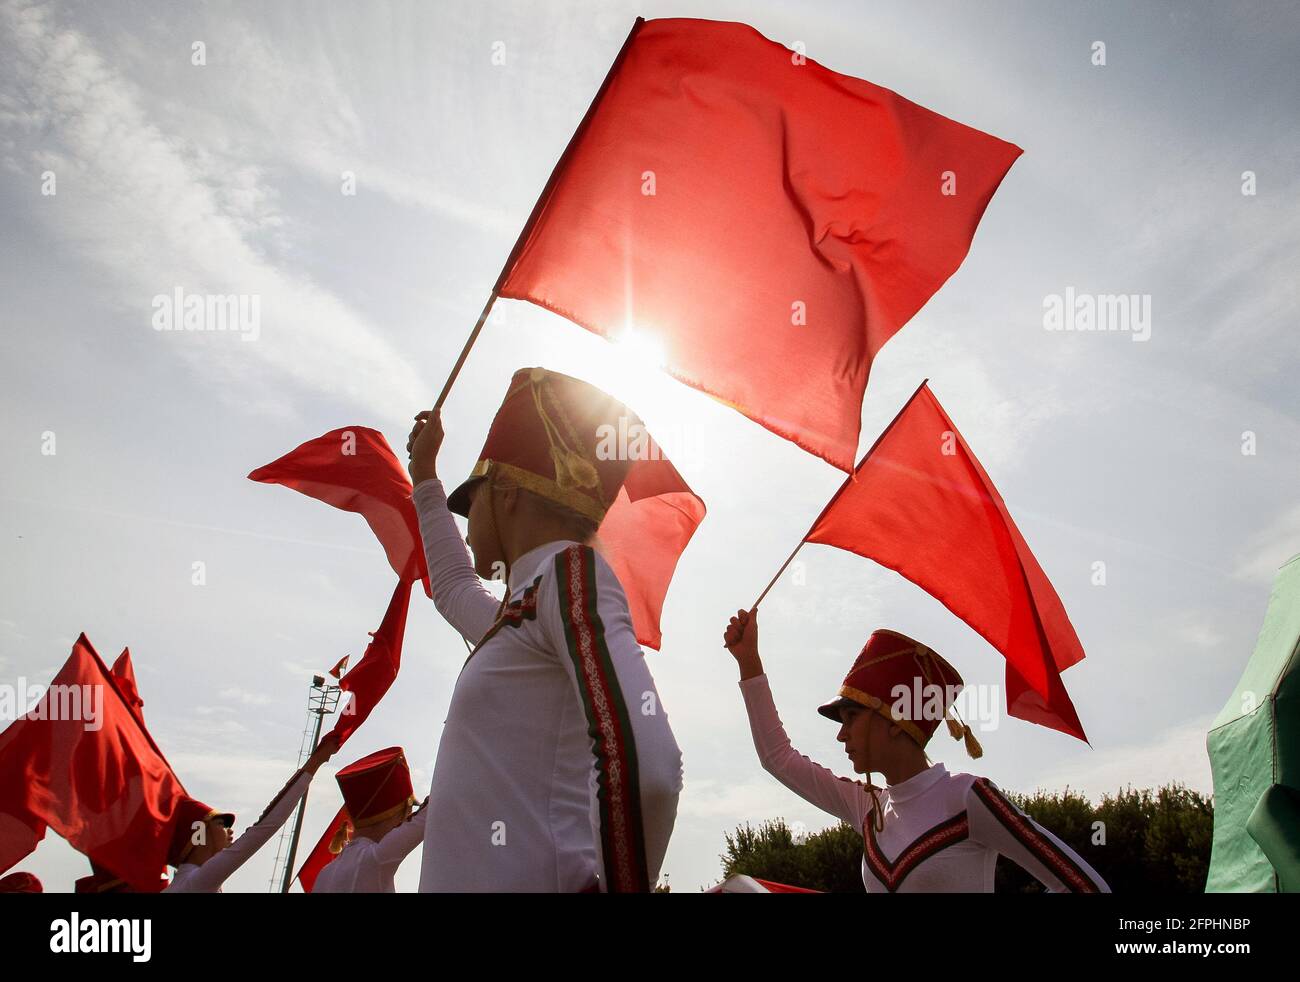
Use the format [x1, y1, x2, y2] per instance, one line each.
[1, 0, 427, 422]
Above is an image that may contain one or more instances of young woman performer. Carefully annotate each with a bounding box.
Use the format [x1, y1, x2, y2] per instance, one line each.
[407, 367, 683, 892]
[311, 746, 426, 893]
[163, 732, 339, 893]
[723, 608, 1109, 893]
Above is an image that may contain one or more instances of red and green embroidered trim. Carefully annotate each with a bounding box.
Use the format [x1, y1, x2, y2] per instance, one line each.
[461, 576, 544, 669]
[863, 811, 969, 892]
[971, 778, 1099, 893]
[556, 544, 649, 893]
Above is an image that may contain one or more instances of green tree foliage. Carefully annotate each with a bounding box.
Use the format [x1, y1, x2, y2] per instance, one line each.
[719, 783, 1214, 893]
[720, 819, 865, 892]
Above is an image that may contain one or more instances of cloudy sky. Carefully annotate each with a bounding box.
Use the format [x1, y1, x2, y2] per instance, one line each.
[2, 0, 1297, 892]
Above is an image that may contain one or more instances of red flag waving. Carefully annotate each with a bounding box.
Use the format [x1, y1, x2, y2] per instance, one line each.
[804, 382, 1088, 740]
[295, 805, 349, 892]
[249, 427, 430, 595]
[329, 579, 412, 745]
[498, 17, 1022, 471]
[595, 453, 706, 650]
[0, 635, 185, 890]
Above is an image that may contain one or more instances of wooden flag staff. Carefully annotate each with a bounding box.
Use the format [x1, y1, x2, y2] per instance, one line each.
[431, 17, 647, 411]
[748, 378, 931, 612]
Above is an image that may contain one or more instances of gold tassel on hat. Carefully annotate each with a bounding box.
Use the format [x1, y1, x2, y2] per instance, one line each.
[948, 706, 984, 759]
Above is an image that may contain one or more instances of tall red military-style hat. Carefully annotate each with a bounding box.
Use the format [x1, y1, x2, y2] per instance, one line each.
[0, 872, 42, 893]
[818, 629, 983, 758]
[446, 367, 648, 523]
[335, 746, 415, 833]
[166, 796, 235, 867]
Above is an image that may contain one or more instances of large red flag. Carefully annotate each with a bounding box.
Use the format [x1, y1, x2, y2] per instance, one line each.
[498, 17, 1022, 471]
[248, 427, 429, 595]
[804, 382, 1088, 740]
[595, 453, 706, 650]
[0, 635, 185, 890]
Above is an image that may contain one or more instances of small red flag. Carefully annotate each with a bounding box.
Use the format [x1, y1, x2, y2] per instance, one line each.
[499, 17, 1022, 471]
[329, 580, 412, 745]
[328, 655, 349, 680]
[252, 427, 426, 746]
[804, 382, 1088, 740]
[295, 806, 349, 892]
[248, 427, 430, 595]
[595, 453, 706, 650]
[0, 635, 186, 890]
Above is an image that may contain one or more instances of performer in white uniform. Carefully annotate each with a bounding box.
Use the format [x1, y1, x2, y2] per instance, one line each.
[164, 733, 338, 893]
[724, 609, 1109, 893]
[407, 367, 684, 892]
[312, 746, 425, 893]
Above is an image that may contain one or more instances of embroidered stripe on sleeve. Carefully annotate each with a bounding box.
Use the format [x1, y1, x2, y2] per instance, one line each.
[556, 545, 650, 892]
[971, 778, 1100, 893]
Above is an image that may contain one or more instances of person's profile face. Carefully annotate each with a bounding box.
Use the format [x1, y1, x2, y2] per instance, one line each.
[836, 705, 874, 774]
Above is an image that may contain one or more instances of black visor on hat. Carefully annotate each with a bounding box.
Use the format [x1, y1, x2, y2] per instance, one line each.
[817, 696, 858, 722]
[446, 476, 484, 518]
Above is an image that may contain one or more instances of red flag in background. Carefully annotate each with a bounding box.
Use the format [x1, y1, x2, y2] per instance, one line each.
[0, 635, 185, 890]
[329, 580, 412, 745]
[595, 453, 706, 650]
[248, 427, 430, 595]
[251, 428, 425, 746]
[805, 383, 1088, 741]
[295, 805, 349, 892]
[328, 656, 350, 680]
[498, 17, 1022, 471]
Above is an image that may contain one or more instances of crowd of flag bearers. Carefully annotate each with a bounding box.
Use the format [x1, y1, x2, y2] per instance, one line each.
[0, 17, 1112, 894]
[0, 365, 1108, 894]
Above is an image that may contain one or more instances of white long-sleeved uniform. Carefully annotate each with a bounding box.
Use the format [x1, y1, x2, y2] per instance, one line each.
[413, 479, 683, 892]
[311, 813, 426, 893]
[740, 674, 1110, 893]
[164, 770, 312, 893]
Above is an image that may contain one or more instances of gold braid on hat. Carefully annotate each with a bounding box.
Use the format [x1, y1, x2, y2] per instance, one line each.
[911, 647, 983, 760]
[529, 369, 603, 500]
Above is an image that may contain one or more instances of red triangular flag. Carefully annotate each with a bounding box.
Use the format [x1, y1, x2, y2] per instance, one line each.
[295, 806, 349, 892]
[328, 655, 349, 680]
[249, 427, 430, 595]
[0, 635, 186, 890]
[804, 382, 1088, 741]
[329, 580, 412, 745]
[499, 17, 1021, 471]
[594, 452, 705, 650]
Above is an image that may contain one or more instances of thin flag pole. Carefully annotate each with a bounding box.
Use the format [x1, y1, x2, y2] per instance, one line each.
[434, 291, 500, 410]
[431, 17, 647, 410]
[749, 378, 931, 611]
